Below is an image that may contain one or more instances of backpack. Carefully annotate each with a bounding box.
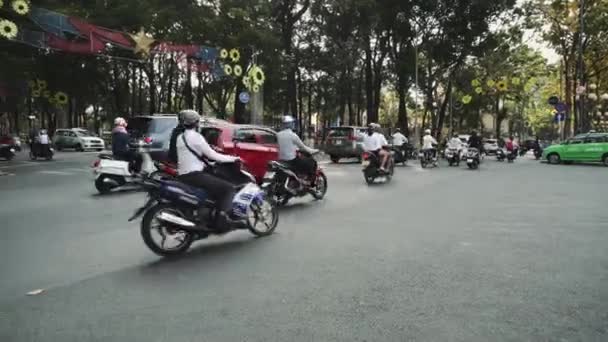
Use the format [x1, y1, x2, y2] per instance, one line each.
[168, 125, 185, 163]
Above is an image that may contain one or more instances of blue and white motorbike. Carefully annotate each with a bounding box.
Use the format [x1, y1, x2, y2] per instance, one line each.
[129, 163, 278, 257]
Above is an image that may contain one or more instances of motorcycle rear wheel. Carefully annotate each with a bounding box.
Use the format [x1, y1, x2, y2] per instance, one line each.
[141, 204, 194, 257]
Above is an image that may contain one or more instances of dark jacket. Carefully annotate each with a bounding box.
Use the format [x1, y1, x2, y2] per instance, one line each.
[168, 124, 185, 163]
[112, 129, 130, 156]
[469, 135, 482, 150]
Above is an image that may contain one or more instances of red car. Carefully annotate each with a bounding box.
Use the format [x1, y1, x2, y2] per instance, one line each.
[200, 118, 279, 183]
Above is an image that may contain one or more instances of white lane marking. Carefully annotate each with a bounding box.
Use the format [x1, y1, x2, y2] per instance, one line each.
[37, 171, 73, 176]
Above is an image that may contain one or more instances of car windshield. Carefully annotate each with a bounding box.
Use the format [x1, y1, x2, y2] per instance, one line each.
[128, 117, 177, 137]
[75, 129, 95, 137]
[327, 128, 353, 137]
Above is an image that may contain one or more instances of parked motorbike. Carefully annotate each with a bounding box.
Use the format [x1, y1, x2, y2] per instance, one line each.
[92, 151, 155, 194]
[261, 151, 327, 206]
[445, 147, 461, 166]
[362, 150, 394, 184]
[507, 149, 517, 163]
[29, 143, 54, 161]
[0, 144, 16, 160]
[534, 148, 543, 160]
[129, 163, 278, 257]
[391, 144, 408, 165]
[419, 148, 438, 168]
[496, 148, 506, 162]
[465, 147, 481, 169]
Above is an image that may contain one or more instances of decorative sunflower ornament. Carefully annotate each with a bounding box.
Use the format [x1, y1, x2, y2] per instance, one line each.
[0, 19, 18, 40]
[496, 80, 508, 92]
[250, 66, 265, 86]
[462, 95, 472, 105]
[475, 87, 483, 95]
[486, 79, 495, 88]
[12, 0, 29, 15]
[242, 76, 251, 88]
[54, 92, 68, 105]
[220, 49, 228, 59]
[229, 49, 240, 63]
[32, 90, 40, 98]
[37, 79, 47, 89]
[233, 65, 243, 77]
[223, 64, 233, 76]
[471, 79, 481, 87]
[252, 85, 260, 93]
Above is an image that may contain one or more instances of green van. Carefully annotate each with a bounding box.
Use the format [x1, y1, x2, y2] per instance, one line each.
[542, 132, 608, 166]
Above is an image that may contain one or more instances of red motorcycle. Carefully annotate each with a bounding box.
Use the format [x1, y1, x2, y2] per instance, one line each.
[261, 151, 327, 206]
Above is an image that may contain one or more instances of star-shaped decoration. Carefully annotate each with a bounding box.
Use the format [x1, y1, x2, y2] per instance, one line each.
[130, 28, 155, 56]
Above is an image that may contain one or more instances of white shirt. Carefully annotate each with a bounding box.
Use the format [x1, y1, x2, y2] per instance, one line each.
[362, 132, 388, 152]
[422, 134, 438, 149]
[38, 134, 49, 144]
[277, 128, 314, 161]
[447, 137, 462, 149]
[392, 132, 408, 146]
[176, 129, 237, 175]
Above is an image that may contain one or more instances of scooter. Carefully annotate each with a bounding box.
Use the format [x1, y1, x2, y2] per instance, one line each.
[419, 148, 438, 168]
[362, 150, 394, 185]
[92, 150, 156, 194]
[29, 144, 54, 161]
[466, 147, 481, 169]
[534, 148, 543, 160]
[445, 147, 461, 166]
[507, 149, 517, 163]
[0, 144, 16, 160]
[496, 148, 506, 162]
[391, 144, 408, 165]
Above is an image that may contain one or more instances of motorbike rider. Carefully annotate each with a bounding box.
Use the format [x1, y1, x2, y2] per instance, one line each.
[277, 115, 318, 183]
[176, 110, 240, 230]
[392, 128, 408, 148]
[447, 133, 463, 157]
[422, 129, 438, 159]
[38, 129, 50, 156]
[468, 130, 483, 152]
[168, 111, 186, 164]
[362, 123, 390, 171]
[506, 136, 518, 155]
[111, 117, 143, 173]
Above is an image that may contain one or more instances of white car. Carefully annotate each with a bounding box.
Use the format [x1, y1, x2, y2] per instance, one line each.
[483, 139, 499, 154]
[53, 128, 105, 151]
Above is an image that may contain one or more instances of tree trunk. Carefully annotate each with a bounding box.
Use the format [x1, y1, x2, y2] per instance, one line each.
[435, 80, 452, 142]
[166, 55, 175, 112]
[365, 36, 374, 124]
[138, 66, 143, 115]
[146, 60, 156, 115]
[196, 71, 203, 114]
[397, 79, 409, 136]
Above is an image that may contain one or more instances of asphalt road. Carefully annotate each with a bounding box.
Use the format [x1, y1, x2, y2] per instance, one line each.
[1, 151, 607, 341]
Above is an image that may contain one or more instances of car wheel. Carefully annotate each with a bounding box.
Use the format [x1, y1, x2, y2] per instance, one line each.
[330, 155, 340, 163]
[76, 144, 84, 152]
[548, 153, 561, 165]
[603, 154, 608, 167]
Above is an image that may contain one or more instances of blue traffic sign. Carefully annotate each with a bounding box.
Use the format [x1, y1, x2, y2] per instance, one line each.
[239, 91, 250, 104]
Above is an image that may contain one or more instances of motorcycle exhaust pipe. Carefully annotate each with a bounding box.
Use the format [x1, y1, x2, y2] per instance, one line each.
[102, 177, 120, 187]
[157, 212, 196, 228]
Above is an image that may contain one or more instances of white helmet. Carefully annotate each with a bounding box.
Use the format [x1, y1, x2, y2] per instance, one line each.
[283, 115, 295, 124]
[424, 129, 431, 135]
[114, 117, 127, 127]
[181, 110, 201, 127]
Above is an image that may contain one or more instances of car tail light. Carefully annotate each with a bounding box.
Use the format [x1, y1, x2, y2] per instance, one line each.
[144, 137, 153, 144]
[92, 159, 100, 168]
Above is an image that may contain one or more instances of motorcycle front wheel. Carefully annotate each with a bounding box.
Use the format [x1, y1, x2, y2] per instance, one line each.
[248, 198, 278, 237]
[311, 173, 328, 200]
[140, 204, 194, 257]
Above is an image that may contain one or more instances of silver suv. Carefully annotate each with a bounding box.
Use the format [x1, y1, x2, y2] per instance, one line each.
[53, 128, 105, 151]
[323, 126, 367, 163]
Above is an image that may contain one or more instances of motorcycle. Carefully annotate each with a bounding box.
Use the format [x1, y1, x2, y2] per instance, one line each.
[445, 147, 461, 166]
[465, 147, 481, 169]
[496, 148, 506, 162]
[0, 144, 16, 160]
[391, 144, 408, 165]
[129, 163, 278, 257]
[362, 150, 394, 185]
[92, 151, 156, 194]
[29, 143, 54, 161]
[534, 148, 543, 160]
[418, 148, 438, 168]
[507, 149, 517, 163]
[261, 151, 328, 206]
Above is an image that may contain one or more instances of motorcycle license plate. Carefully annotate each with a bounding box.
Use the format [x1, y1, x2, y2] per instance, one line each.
[467, 159, 473, 163]
[263, 171, 275, 180]
[418, 153, 424, 157]
[334, 140, 343, 145]
[362, 160, 370, 167]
